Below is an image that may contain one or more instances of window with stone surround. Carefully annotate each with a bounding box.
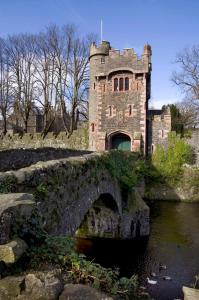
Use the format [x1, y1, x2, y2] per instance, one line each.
[125, 77, 129, 90]
[113, 76, 130, 92]
[114, 78, 118, 91]
[91, 123, 95, 132]
[119, 78, 123, 91]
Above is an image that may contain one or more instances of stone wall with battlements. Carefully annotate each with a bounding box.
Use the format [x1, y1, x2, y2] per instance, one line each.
[0, 125, 88, 151]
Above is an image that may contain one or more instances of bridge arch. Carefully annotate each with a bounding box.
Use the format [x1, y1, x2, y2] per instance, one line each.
[43, 172, 123, 237]
[76, 193, 121, 238]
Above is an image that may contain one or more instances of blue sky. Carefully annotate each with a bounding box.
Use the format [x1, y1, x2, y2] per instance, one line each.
[0, 0, 198, 108]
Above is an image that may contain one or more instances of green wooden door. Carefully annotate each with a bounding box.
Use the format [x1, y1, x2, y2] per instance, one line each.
[111, 134, 131, 151]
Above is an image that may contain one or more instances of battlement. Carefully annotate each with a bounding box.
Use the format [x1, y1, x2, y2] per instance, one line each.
[90, 41, 152, 61]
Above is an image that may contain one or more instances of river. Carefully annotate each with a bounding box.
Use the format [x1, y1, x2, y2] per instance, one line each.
[76, 201, 199, 300]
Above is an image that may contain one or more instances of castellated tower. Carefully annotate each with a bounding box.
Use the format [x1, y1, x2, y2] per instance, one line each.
[89, 41, 152, 154]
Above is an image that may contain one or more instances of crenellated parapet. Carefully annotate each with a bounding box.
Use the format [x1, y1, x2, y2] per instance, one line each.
[90, 41, 152, 76]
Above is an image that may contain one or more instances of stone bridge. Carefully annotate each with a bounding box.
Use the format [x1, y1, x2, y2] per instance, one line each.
[0, 149, 149, 245]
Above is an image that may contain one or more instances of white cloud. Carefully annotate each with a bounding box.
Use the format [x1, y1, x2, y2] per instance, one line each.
[149, 98, 175, 109]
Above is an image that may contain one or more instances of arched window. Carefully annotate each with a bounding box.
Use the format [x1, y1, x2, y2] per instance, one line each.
[114, 78, 118, 91]
[91, 123, 95, 132]
[125, 77, 129, 91]
[119, 78, 123, 91]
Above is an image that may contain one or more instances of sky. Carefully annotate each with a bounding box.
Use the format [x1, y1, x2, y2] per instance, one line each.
[0, 0, 198, 108]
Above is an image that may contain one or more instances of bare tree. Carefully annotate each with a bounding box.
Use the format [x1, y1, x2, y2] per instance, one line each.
[65, 34, 93, 135]
[0, 24, 96, 135]
[0, 38, 13, 135]
[47, 24, 74, 134]
[176, 98, 199, 128]
[172, 46, 199, 101]
[6, 34, 37, 132]
[34, 29, 57, 136]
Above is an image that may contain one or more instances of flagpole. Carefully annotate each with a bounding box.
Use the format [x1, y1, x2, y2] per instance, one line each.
[101, 19, 103, 43]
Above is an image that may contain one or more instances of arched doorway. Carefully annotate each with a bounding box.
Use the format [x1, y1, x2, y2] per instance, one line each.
[111, 133, 131, 151]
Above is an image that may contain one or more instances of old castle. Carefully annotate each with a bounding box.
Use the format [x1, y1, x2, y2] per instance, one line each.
[89, 41, 171, 154]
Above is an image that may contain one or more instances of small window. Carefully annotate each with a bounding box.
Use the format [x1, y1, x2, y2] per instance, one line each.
[125, 77, 129, 91]
[103, 84, 105, 92]
[93, 82, 95, 90]
[119, 78, 123, 91]
[129, 105, 132, 116]
[91, 123, 95, 132]
[101, 57, 105, 64]
[114, 78, 118, 91]
[109, 106, 112, 116]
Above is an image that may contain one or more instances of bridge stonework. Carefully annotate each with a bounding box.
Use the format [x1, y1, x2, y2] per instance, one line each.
[0, 151, 149, 242]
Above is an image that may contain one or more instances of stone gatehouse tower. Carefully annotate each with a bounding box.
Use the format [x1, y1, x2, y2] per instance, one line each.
[89, 41, 152, 154]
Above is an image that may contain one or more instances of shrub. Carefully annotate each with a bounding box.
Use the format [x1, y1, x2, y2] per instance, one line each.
[152, 132, 194, 184]
[100, 151, 147, 190]
[29, 235, 138, 297]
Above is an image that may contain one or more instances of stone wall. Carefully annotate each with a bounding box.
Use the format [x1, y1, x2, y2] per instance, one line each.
[145, 166, 199, 202]
[0, 126, 88, 151]
[0, 148, 91, 172]
[147, 107, 171, 153]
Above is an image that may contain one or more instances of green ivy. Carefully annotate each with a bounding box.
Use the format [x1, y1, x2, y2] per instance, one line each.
[0, 175, 17, 194]
[33, 183, 48, 200]
[11, 209, 46, 245]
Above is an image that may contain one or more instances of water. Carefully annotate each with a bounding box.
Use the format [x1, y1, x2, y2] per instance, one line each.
[76, 201, 199, 300]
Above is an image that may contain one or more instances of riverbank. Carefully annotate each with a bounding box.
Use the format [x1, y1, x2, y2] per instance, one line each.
[76, 201, 199, 300]
[0, 234, 152, 300]
[145, 165, 199, 202]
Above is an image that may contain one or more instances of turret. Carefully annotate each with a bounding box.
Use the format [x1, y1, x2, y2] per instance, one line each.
[90, 41, 111, 59]
[143, 44, 152, 56]
[143, 44, 152, 66]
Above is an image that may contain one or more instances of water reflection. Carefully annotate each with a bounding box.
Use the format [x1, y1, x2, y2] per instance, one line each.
[76, 201, 199, 300]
